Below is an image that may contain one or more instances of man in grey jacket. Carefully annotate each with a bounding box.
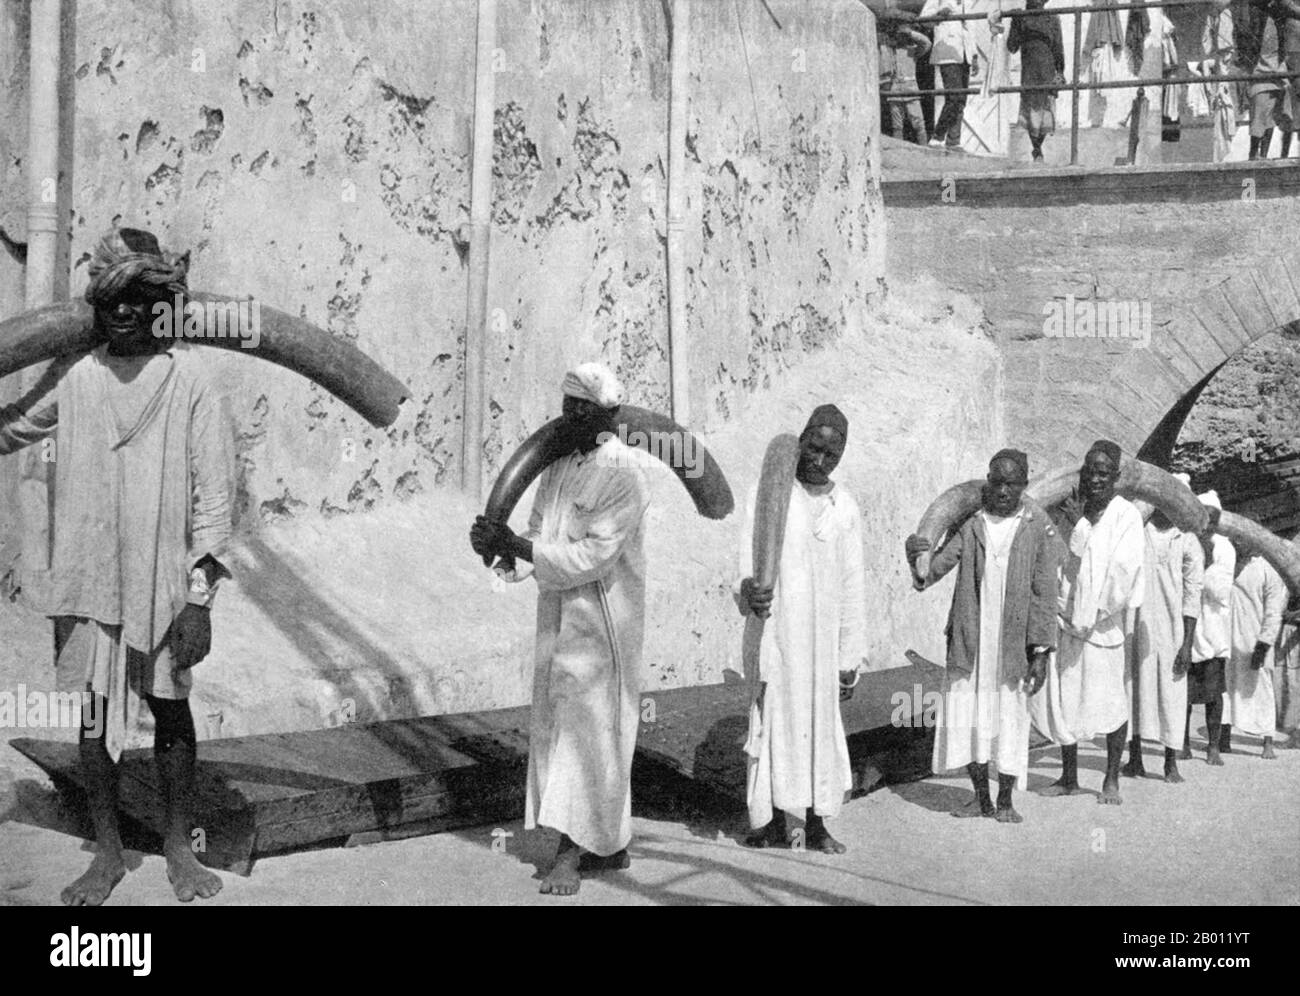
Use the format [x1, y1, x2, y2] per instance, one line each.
[906, 449, 1062, 823]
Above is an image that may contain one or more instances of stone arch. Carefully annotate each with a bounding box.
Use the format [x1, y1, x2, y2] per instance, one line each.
[1052, 252, 1300, 468]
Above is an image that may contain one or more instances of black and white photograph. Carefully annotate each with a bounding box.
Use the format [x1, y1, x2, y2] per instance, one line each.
[0, 0, 1296, 927]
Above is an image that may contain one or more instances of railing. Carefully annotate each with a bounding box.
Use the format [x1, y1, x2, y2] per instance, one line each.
[882, 0, 1299, 165]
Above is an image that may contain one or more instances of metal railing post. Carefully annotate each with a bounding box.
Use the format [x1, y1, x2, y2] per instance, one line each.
[1071, 9, 1082, 165]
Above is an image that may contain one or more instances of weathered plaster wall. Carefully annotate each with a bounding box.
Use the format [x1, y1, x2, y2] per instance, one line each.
[3, 0, 885, 532]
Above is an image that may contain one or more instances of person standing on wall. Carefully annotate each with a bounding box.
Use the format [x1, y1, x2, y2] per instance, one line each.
[921, 0, 981, 149]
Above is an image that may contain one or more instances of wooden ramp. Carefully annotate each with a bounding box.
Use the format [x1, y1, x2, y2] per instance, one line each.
[11, 659, 940, 874]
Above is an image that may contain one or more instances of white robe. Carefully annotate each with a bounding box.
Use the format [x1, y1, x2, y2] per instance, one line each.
[1225, 556, 1285, 738]
[1192, 534, 1235, 662]
[1031, 495, 1145, 744]
[506, 439, 650, 856]
[1133, 524, 1203, 749]
[738, 482, 866, 827]
[932, 509, 1033, 790]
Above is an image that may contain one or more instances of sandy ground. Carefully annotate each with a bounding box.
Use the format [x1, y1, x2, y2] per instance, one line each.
[2, 729, 1296, 906]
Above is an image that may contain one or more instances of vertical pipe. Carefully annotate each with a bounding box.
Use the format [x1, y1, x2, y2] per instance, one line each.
[19, 0, 62, 590]
[667, 0, 690, 427]
[1070, 9, 1081, 165]
[25, 0, 59, 311]
[461, 0, 496, 500]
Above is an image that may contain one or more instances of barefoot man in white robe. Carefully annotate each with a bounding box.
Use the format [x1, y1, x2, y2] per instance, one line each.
[737, 404, 866, 853]
[1183, 491, 1235, 765]
[1222, 550, 1287, 759]
[0, 228, 232, 905]
[1032, 440, 1144, 805]
[907, 448, 1061, 824]
[1124, 474, 1203, 784]
[470, 363, 649, 896]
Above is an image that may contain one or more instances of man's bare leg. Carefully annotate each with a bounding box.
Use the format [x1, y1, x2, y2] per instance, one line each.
[1180, 704, 1194, 760]
[995, 773, 1023, 823]
[1219, 723, 1233, 754]
[1039, 744, 1080, 796]
[539, 833, 582, 895]
[953, 761, 996, 817]
[805, 810, 846, 853]
[742, 809, 788, 848]
[1205, 697, 1225, 766]
[1101, 724, 1125, 805]
[1262, 736, 1277, 760]
[151, 697, 222, 902]
[1163, 747, 1183, 783]
[1122, 734, 1146, 778]
[62, 695, 127, 907]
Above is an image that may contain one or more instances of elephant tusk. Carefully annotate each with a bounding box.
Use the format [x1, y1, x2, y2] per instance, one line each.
[0, 294, 410, 428]
[908, 479, 985, 580]
[482, 404, 735, 529]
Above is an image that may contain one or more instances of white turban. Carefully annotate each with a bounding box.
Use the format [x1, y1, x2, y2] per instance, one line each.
[1199, 489, 1221, 511]
[562, 362, 623, 409]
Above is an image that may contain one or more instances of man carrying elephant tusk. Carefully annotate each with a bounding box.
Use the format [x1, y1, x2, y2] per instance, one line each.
[906, 448, 1062, 824]
[470, 362, 650, 897]
[0, 227, 232, 906]
[736, 404, 866, 853]
[1028, 440, 1145, 806]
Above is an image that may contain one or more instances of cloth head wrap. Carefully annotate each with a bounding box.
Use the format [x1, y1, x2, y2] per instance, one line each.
[84, 227, 189, 307]
[803, 403, 848, 442]
[989, 447, 1029, 480]
[561, 362, 623, 409]
[1085, 439, 1122, 468]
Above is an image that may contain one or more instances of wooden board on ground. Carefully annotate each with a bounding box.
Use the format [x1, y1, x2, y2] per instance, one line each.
[10, 660, 942, 873]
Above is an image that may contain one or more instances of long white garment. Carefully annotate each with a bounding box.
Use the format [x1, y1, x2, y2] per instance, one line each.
[931, 509, 1033, 790]
[1192, 534, 1235, 661]
[1134, 524, 1203, 748]
[739, 482, 867, 827]
[1225, 556, 1286, 737]
[505, 438, 650, 857]
[1031, 496, 1145, 744]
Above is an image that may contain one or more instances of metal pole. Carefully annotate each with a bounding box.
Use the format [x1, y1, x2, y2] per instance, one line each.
[667, 0, 690, 427]
[19, 0, 61, 590]
[1070, 9, 1082, 166]
[461, 0, 496, 501]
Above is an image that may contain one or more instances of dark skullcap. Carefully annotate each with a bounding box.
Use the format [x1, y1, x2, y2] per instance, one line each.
[804, 403, 848, 442]
[84, 227, 189, 307]
[990, 447, 1029, 480]
[1086, 439, 1122, 467]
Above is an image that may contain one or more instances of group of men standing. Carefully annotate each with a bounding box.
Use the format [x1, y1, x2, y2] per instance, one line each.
[908, 440, 1298, 825]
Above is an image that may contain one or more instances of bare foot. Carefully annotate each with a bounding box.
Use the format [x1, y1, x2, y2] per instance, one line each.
[1037, 778, 1080, 797]
[539, 846, 581, 896]
[995, 805, 1023, 824]
[1100, 780, 1123, 805]
[61, 851, 126, 907]
[165, 847, 222, 903]
[1121, 758, 1145, 778]
[1178, 745, 1193, 761]
[1164, 764, 1184, 784]
[805, 828, 847, 853]
[1206, 746, 1224, 767]
[578, 849, 630, 873]
[1262, 740, 1277, 760]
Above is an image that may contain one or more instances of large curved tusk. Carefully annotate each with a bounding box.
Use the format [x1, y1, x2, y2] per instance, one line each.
[1218, 511, 1300, 595]
[751, 434, 800, 588]
[1026, 458, 1208, 535]
[0, 294, 410, 428]
[908, 479, 985, 580]
[483, 404, 735, 528]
